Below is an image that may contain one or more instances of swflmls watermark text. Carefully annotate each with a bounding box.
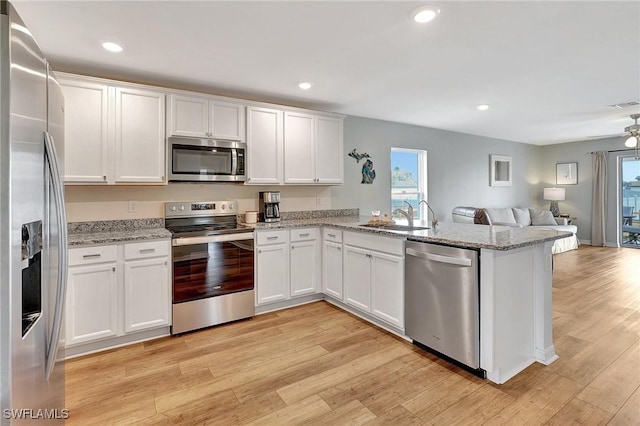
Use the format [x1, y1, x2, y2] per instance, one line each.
[3, 408, 69, 420]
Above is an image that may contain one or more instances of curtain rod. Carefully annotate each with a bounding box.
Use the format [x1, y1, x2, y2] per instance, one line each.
[589, 148, 638, 154]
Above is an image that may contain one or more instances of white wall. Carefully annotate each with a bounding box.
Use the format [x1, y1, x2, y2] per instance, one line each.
[332, 116, 542, 222]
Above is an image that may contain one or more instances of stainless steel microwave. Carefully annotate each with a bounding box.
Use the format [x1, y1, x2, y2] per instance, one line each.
[168, 137, 246, 182]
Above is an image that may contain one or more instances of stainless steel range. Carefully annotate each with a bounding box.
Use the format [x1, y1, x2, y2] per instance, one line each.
[165, 201, 255, 334]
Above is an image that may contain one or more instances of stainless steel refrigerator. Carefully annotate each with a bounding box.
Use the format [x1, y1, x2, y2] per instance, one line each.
[0, 1, 68, 424]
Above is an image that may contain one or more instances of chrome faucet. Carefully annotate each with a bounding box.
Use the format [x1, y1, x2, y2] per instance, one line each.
[392, 201, 414, 227]
[419, 200, 438, 228]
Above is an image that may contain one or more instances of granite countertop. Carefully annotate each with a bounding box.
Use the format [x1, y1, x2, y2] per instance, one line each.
[67, 211, 571, 250]
[255, 216, 571, 251]
[68, 219, 171, 247]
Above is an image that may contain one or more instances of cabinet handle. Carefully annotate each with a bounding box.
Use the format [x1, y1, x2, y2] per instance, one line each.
[258, 249, 262, 254]
[102, 175, 107, 181]
[366, 253, 372, 258]
[327, 233, 336, 238]
[112, 267, 116, 272]
[338, 247, 342, 251]
[139, 248, 156, 254]
[291, 245, 295, 250]
[266, 236, 278, 240]
[299, 233, 309, 237]
[83, 253, 101, 259]
[164, 261, 167, 266]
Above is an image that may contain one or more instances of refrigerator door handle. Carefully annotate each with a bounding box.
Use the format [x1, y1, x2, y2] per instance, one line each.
[43, 131, 68, 382]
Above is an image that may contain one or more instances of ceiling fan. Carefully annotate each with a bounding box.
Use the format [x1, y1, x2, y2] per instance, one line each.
[623, 114, 640, 147]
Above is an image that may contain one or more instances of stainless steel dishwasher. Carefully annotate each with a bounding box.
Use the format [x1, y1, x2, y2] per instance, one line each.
[405, 241, 483, 375]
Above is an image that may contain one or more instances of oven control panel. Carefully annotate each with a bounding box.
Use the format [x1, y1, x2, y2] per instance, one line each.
[165, 201, 237, 217]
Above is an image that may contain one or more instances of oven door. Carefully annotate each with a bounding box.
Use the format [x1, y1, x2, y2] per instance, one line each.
[172, 233, 254, 304]
[169, 137, 246, 182]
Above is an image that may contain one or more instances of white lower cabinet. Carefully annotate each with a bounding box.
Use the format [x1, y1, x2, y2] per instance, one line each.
[290, 228, 319, 297]
[255, 228, 320, 305]
[343, 245, 371, 311]
[123, 257, 171, 332]
[255, 231, 289, 305]
[66, 262, 118, 346]
[343, 231, 405, 329]
[66, 240, 171, 350]
[322, 229, 343, 300]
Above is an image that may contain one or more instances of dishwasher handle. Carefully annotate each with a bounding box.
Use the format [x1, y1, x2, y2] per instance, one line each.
[406, 247, 472, 267]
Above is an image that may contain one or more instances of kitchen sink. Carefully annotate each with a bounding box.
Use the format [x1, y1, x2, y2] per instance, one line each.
[359, 223, 430, 231]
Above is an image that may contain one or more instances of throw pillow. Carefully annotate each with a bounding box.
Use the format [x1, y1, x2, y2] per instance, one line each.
[529, 208, 557, 226]
[512, 208, 531, 226]
[485, 208, 516, 224]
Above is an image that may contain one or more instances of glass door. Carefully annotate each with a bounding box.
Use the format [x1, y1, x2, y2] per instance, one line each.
[621, 156, 640, 247]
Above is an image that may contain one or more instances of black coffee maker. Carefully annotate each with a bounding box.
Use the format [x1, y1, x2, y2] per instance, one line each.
[259, 191, 280, 222]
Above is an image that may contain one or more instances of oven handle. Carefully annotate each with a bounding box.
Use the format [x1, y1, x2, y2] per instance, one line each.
[172, 232, 255, 246]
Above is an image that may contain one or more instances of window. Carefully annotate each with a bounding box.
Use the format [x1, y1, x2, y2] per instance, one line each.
[391, 148, 427, 220]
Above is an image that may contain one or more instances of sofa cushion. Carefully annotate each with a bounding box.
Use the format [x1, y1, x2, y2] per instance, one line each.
[529, 208, 557, 226]
[485, 208, 516, 225]
[512, 208, 531, 226]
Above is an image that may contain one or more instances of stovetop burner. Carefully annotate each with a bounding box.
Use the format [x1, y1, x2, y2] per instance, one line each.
[164, 200, 254, 239]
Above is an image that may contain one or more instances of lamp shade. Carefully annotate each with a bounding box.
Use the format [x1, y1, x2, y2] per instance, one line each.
[544, 187, 565, 201]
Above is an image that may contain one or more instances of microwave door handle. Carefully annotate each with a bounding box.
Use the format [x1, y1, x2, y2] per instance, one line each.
[231, 149, 238, 175]
[274, 204, 279, 217]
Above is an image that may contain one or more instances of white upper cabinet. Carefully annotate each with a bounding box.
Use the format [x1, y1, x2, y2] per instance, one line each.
[246, 106, 283, 185]
[284, 111, 343, 185]
[168, 94, 245, 141]
[114, 87, 166, 183]
[59, 73, 167, 185]
[315, 116, 344, 184]
[59, 79, 109, 183]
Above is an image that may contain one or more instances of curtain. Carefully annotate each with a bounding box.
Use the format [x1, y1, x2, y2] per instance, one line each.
[591, 151, 607, 246]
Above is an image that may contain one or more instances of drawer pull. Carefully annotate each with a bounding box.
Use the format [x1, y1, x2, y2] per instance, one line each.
[299, 233, 310, 237]
[112, 267, 116, 272]
[266, 236, 278, 240]
[327, 233, 336, 238]
[139, 248, 156, 254]
[82, 254, 101, 259]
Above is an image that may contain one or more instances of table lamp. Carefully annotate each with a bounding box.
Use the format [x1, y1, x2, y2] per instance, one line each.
[543, 187, 565, 217]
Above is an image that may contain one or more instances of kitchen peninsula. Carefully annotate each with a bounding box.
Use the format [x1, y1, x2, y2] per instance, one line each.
[256, 216, 570, 384]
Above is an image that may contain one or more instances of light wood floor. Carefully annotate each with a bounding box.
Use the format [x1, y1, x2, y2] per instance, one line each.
[64, 245, 640, 425]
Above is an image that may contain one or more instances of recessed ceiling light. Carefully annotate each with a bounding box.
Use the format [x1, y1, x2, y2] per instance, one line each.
[476, 104, 490, 111]
[298, 82, 313, 90]
[411, 6, 440, 23]
[102, 42, 123, 53]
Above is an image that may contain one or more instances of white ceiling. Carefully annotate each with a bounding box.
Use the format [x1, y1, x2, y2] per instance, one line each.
[12, 0, 640, 145]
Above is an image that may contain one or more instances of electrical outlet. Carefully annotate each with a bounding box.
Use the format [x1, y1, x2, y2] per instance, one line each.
[128, 201, 137, 213]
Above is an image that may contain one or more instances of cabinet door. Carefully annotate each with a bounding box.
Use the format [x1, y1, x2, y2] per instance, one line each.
[290, 240, 318, 297]
[123, 257, 171, 332]
[60, 79, 109, 183]
[210, 101, 245, 141]
[114, 87, 166, 183]
[66, 263, 118, 345]
[316, 116, 343, 184]
[256, 244, 289, 304]
[246, 106, 283, 184]
[284, 111, 315, 184]
[323, 240, 343, 300]
[371, 251, 404, 329]
[169, 94, 209, 137]
[343, 245, 371, 312]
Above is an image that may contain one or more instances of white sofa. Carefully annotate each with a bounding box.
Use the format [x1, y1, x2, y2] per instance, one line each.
[452, 206, 579, 254]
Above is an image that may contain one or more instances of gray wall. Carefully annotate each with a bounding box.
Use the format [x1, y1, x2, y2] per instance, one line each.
[331, 116, 542, 222]
[539, 137, 636, 245]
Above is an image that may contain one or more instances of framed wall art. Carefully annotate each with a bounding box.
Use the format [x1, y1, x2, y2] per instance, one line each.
[490, 155, 512, 187]
[556, 162, 578, 185]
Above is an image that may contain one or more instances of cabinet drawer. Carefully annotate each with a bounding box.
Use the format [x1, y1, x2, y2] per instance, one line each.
[69, 245, 118, 266]
[323, 228, 342, 243]
[256, 230, 288, 246]
[343, 231, 404, 256]
[290, 228, 317, 242]
[124, 240, 170, 260]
